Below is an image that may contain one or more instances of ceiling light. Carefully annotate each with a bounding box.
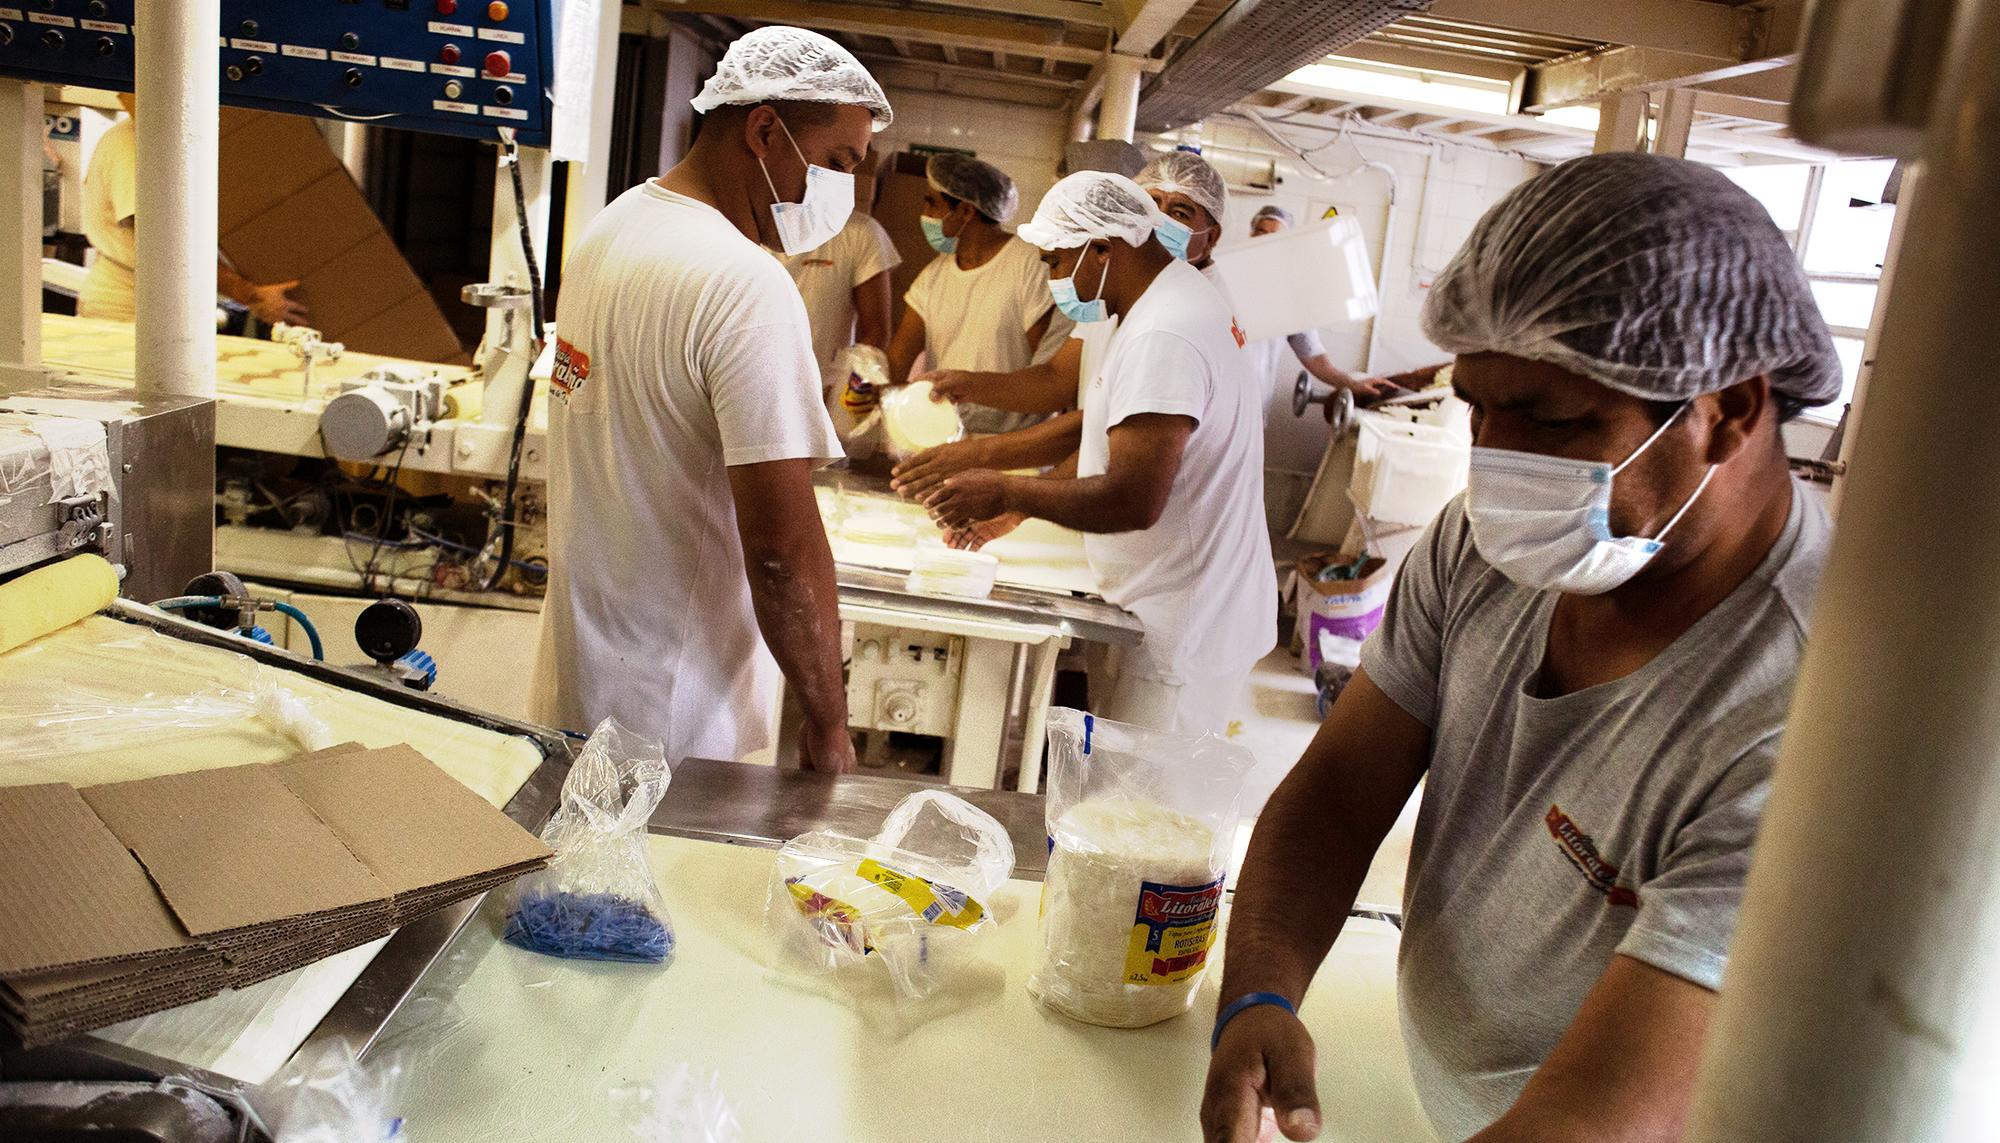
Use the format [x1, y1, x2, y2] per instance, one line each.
[1281, 59, 1512, 115]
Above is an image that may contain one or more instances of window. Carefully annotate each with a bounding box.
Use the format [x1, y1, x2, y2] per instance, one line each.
[1722, 159, 1899, 421]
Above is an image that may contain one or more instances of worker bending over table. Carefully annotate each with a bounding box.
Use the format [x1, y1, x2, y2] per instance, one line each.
[913, 171, 1274, 734]
[773, 159, 900, 405]
[1203, 153, 1843, 1143]
[884, 154, 1073, 434]
[533, 27, 892, 773]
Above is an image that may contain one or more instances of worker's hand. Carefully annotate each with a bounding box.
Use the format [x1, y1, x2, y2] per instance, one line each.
[915, 368, 979, 404]
[1346, 377, 1407, 408]
[921, 469, 1009, 531]
[799, 721, 858, 774]
[245, 280, 309, 326]
[1202, 1006, 1323, 1143]
[944, 511, 1025, 552]
[890, 439, 988, 501]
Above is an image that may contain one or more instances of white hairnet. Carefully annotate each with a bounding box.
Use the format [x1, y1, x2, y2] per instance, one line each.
[1421, 152, 1842, 407]
[1136, 151, 1227, 224]
[926, 154, 1019, 223]
[1016, 171, 1169, 251]
[689, 26, 892, 131]
[1251, 204, 1294, 228]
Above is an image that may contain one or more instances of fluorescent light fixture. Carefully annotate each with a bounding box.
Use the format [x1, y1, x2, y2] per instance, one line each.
[1283, 59, 1512, 115]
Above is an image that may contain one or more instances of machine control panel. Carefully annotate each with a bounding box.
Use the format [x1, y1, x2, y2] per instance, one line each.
[0, 0, 554, 145]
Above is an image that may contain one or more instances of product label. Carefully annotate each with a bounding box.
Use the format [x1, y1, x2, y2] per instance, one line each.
[229, 37, 276, 52]
[855, 858, 984, 929]
[428, 20, 474, 35]
[331, 50, 376, 66]
[478, 27, 526, 44]
[1124, 875, 1225, 985]
[432, 100, 477, 116]
[281, 44, 328, 60]
[381, 56, 425, 72]
[786, 879, 869, 955]
[483, 105, 528, 121]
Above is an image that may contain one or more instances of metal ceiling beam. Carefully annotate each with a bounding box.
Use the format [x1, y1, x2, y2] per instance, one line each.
[663, 1, 1101, 63]
[913, 0, 1122, 28]
[1111, 0, 1205, 56]
[1333, 40, 1528, 84]
[1424, 0, 1758, 59]
[1522, 44, 1794, 111]
[1695, 90, 1791, 124]
[857, 53, 1079, 92]
[1697, 65, 1796, 104]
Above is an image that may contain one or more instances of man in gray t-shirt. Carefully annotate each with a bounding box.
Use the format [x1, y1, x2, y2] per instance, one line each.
[1202, 154, 1849, 1143]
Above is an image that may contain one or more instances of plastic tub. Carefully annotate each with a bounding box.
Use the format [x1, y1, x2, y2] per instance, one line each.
[1206, 215, 1380, 343]
[1349, 412, 1470, 527]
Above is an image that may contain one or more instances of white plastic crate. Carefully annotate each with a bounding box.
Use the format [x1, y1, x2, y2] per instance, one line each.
[1349, 412, 1470, 527]
[1206, 215, 1380, 343]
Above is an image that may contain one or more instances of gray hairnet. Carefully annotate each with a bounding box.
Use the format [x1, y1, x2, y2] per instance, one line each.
[1421, 152, 1842, 407]
[927, 154, 1019, 223]
[1251, 204, 1294, 228]
[1137, 151, 1227, 224]
[690, 26, 892, 130]
[1016, 171, 1168, 250]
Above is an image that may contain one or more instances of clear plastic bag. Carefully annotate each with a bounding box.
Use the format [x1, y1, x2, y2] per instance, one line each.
[253, 1039, 405, 1143]
[503, 719, 676, 965]
[1028, 708, 1258, 1028]
[609, 1063, 742, 1142]
[766, 790, 1015, 1001]
[0, 664, 334, 762]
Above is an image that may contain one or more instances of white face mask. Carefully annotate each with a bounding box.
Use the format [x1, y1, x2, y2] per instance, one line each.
[1465, 400, 1718, 595]
[760, 115, 853, 256]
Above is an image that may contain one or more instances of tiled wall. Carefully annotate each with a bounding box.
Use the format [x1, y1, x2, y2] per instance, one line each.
[871, 89, 1071, 229]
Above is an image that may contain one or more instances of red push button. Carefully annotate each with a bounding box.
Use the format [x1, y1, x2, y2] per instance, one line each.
[436, 0, 457, 14]
[439, 42, 460, 64]
[483, 49, 510, 78]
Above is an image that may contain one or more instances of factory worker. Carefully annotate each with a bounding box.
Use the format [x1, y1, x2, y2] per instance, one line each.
[80, 93, 307, 326]
[773, 161, 900, 402]
[884, 154, 1073, 434]
[1240, 201, 1405, 404]
[532, 26, 891, 773]
[914, 171, 1275, 734]
[1203, 154, 1843, 1143]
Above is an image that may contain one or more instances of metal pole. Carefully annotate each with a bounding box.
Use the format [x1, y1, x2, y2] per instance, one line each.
[1830, 165, 1920, 513]
[1687, 1, 2000, 1137]
[133, 0, 219, 398]
[1098, 54, 1144, 142]
[0, 79, 41, 393]
[1653, 87, 1698, 157]
[1592, 90, 1649, 153]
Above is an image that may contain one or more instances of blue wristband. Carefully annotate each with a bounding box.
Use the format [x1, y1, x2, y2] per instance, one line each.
[1212, 991, 1297, 1050]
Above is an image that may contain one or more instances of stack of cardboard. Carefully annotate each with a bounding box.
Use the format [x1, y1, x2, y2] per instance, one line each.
[0, 744, 550, 1047]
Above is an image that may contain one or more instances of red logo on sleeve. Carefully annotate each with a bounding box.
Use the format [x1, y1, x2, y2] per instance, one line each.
[551, 336, 590, 400]
[1229, 317, 1247, 348]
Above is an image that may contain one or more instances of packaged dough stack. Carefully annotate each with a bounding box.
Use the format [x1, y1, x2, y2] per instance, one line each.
[1029, 710, 1257, 1028]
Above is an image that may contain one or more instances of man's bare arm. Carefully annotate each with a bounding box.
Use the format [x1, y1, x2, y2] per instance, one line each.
[890, 411, 1083, 500]
[852, 270, 894, 351]
[924, 413, 1188, 534]
[727, 459, 853, 773]
[921, 337, 1082, 414]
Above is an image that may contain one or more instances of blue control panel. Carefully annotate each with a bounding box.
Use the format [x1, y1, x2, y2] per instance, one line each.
[0, 0, 554, 146]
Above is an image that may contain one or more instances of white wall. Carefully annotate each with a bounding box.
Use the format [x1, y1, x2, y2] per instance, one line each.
[869, 88, 1070, 224]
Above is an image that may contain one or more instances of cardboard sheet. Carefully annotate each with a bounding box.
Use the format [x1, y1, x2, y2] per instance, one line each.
[80, 764, 391, 939]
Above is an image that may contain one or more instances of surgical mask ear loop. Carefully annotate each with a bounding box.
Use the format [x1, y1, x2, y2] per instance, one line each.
[1650, 465, 1718, 544]
[1612, 399, 1695, 476]
[758, 112, 808, 206]
[1084, 245, 1109, 304]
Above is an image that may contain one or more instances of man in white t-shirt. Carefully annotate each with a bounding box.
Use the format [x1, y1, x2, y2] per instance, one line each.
[80, 93, 307, 325]
[775, 206, 900, 396]
[532, 27, 891, 772]
[913, 172, 1276, 734]
[885, 154, 1072, 435]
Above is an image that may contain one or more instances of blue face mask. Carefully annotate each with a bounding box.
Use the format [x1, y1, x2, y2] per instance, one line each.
[1049, 247, 1111, 324]
[921, 213, 958, 254]
[1156, 216, 1194, 261]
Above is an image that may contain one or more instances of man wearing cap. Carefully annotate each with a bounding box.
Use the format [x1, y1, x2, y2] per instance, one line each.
[1202, 154, 1843, 1143]
[915, 171, 1275, 734]
[533, 27, 891, 773]
[885, 154, 1072, 435]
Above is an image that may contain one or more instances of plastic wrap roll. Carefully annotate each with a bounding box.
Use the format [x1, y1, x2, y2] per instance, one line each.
[0, 554, 118, 655]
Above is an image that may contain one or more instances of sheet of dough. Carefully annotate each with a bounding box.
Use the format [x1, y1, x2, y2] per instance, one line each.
[822, 488, 1101, 597]
[382, 835, 1435, 1143]
[0, 614, 547, 1082]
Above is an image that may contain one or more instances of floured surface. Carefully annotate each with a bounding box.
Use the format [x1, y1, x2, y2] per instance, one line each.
[383, 835, 1434, 1142]
[820, 487, 1100, 597]
[0, 614, 549, 1081]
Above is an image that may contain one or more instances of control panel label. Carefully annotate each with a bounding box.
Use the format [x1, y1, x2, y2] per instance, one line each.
[331, 51, 376, 66]
[483, 105, 527, 120]
[381, 57, 426, 73]
[477, 27, 526, 44]
[29, 13, 76, 26]
[502, 71, 526, 83]
[428, 21, 474, 36]
[432, 100, 478, 116]
[281, 45, 329, 60]
[229, 38, 277, 52]
[0, 9, 25, 21]
[79, 19, 126, 33]
[430, 63, 474, 77]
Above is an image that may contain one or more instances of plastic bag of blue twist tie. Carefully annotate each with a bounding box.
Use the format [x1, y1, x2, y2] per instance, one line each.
[503, 718, 676, 964]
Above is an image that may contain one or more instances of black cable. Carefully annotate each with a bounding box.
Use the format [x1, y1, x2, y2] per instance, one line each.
[484, 128, 546, 592]
[362, 431, 416, 595]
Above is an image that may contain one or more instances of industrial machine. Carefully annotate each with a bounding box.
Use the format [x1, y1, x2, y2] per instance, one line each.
[0, 0, 556, 145]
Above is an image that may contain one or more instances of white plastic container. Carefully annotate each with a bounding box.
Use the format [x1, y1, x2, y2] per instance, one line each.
[1349, 412, 1470, 527]
[905, 546, 999, 599]
[1206, 215, 1380, 343]
[881, 381, 964, 458]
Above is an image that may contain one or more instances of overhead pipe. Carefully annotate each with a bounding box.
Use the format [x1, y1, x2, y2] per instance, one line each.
[133, 0, 219, 398]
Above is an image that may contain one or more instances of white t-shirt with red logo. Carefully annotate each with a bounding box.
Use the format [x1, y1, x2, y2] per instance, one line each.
[1076, 258, 1274, 685]
[533, 180, 840, 762]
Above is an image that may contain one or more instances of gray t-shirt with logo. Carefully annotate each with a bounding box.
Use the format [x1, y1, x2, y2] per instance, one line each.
[1360, 484, 1831, 1141]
